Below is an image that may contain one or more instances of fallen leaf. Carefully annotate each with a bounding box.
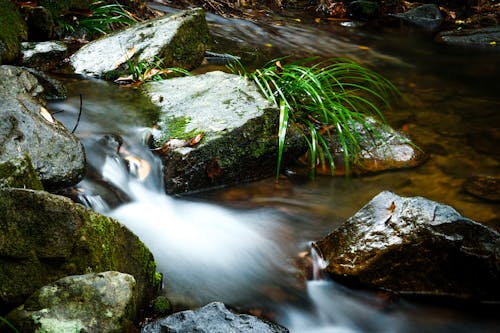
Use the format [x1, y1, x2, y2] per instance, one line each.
[358, 45, 370, 50]
[314, 18, 321, 23]
[113, 46, 136, 69]
[189, 133, 203, 146]
[388, 201, 396, 213]
[124, 156, 151, 181]
[39, 106, 54, 123]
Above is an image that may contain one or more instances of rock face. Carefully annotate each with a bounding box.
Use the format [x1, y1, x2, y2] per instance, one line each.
[0, 154, 43, 190]
[141, 71, 307, 194]
[20, 41, 68, 72]
[0, 0, 28, 64]
[0, 188, 161, 312]
[314, 117, 425, 176]
[314, 191, 500, 301]
[70, 8, 209, 77]
[142, 301, 289, 333]
[436, 26, 500, 48]
[390, 4, 443, 32]
[6, 272, 137, 333]
[0, 65, 84, 189]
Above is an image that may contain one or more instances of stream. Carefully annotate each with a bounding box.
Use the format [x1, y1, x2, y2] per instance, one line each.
[49, 5, 499, 333]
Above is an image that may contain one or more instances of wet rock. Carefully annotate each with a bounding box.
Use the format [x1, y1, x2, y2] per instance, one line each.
[141, 71, 307, 194]
[436, 26, 500, 48]
[0, 154, 43, 190]
[5, 272, 137, 333]
[70, 8, 209, 77]
[314, 191, 500, 301]
[314, 117, 425, 176]
[464, 175, 500, 202]
[0, 65, 82, 189]
[347, 1, 380, 21]
[389, 4, 443, 32]
[141, 301, 289, 333]
[0, 0, 28, 64]
[20, 41, 67, 72]
[0, 188, 161, 312]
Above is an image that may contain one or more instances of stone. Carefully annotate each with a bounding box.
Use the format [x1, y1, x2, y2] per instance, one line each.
[20, 41, 68, 73]
[390, 4, 443, 32]
[347, 1, 380, 21]
[5, 272, 137, 333]
[0, 154, 43, 190]
[436, 26, 500, 48]
[0, 65, 83, 189]
[0, 188, 161, 312]
[141, 301, 289, 333]
[70, 8, 209, 77]
[314, 191, 500, 301]
[313, 117, 425, 176]
[141, 71, 307, 194]
[0, 0, 28, 64]
[464, 175, 500, 202]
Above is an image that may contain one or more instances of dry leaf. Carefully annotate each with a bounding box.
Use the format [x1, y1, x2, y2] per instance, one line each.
[113, 46, 136, 69]
[388, 201, 396, 214]
[39, 106, 54, 123]
[190, 133, 203, 146]
[124, 156, 151, 181]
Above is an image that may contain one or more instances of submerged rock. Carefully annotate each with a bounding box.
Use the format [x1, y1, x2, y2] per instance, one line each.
[0, 65, 83, 189]
[464, 175, 500, 202]
[436, 26, 500, 48]
[142, 301, 289, 333]
[6, 272, 137, 333]
[141, 71, 306, 194]
[314, 191, 500, 301]
[0, 188, 161, 312]
[70, 8, 209, 77]
[389, 4, 443, 32]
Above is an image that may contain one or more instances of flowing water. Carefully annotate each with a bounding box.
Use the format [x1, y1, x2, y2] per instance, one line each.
[49, 7, 499, 333]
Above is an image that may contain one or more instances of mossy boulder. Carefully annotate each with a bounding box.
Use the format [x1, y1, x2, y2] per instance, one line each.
[0, 154, 43, 190]
[0, 0, 28, 64]
[70, 8, 209, 77]
[0, 188, 161, 313]
[141, 71, 307, 194]
[5, 271, 138, 333]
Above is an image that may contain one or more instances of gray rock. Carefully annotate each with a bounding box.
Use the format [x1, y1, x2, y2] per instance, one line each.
[390, 4, 443, 32]
[436, 26, 500, 48]
[0, 154, 43, 190]
[0, 188, 161, 312]
[70, 8, 209, 77]
[142, 301, 288, 333]
[314, 191, 500, 301]
[6, 272, 137, 333]
[0, 65, 83, 189]
[20, 41, 67, 72]
[141, 71, 307, 194]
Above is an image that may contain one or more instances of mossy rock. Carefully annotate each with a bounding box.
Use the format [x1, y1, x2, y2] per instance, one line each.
[0, 188, 161, 314]
[0, 0, 28, 64]
[0, 154, 44, 190]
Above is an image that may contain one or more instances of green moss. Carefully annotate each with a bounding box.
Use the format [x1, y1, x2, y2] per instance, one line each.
[0, 155, 44, 190]
[0, 0, 28, 63]
[151, 295, 170, 315]
[154, 116, 202, 147]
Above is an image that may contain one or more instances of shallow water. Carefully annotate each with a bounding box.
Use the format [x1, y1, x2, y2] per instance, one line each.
[49, 8, 499, 333]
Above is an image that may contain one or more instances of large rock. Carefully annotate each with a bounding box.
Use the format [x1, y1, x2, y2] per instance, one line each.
[390, 4, 443, 32]
[0, 188, 161, 312]
[142, 301, 289, 333]
[436, 26, 500, 49]
[6, 272, 137, 333]
[0, 0, 28, 64]
[0, 154, 43, 190]
[141, 71, 307, 194]
[69, 8, 209, 77]
[0, 65, 84, 189]
[314, 191, 500, 301]
[313, 117, 425, 176]
[20, 41, 68, 72]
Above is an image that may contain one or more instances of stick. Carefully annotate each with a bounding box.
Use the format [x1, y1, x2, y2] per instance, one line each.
[71, 94, 83, 134]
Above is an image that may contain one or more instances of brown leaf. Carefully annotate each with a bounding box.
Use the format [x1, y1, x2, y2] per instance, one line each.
[189, 133, 203, 146]
[388, 201, 396, 214]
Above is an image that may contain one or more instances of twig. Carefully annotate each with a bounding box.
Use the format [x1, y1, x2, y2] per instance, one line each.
[71, 94, 83, 134]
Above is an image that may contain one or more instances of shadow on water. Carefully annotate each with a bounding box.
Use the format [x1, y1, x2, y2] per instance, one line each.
[49, 6, 499, 332]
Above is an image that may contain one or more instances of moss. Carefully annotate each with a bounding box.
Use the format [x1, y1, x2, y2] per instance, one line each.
[154, 116, 202, 147]
[0, 155, 44, 190]
[151, 295, 171, 315]
[0, 0, 28, 64]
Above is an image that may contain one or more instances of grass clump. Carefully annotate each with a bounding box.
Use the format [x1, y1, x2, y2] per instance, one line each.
[229, 58, 399, 178]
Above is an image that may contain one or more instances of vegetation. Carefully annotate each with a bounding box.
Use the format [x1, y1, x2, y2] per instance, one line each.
[0, 316, 19, 333]
[229, 58, 399, 178]
[125, 57, 192, 84]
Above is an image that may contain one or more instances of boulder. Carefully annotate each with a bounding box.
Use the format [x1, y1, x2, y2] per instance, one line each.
[464, 175, 500, 202]
[389, 4, 443, 32]
[141, 71, 307, 194]
[5, 272, 137, 333]
[141, 301, 289, 333]
[69, 8, 209, 77]
[0, 188, 161, 312]
[312, 117, 425, 176]
[314, 191, 500, 301]
[0, 0, 28, 64]
[0, 154, 43, 190]
[20, 41, 68, 72]
[0, 65, 83, 189]
[436, 26, 500, 49]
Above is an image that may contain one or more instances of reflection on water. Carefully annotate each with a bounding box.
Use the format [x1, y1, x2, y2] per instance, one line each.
[49, 9, 499, 333]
